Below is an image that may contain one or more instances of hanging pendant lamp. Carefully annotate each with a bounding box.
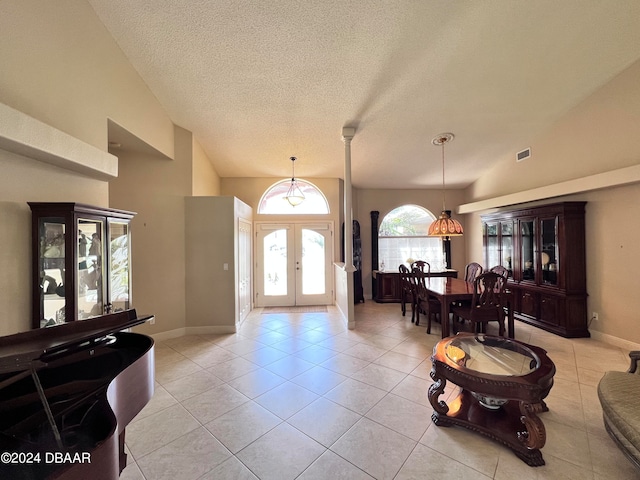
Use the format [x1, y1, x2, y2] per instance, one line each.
[284, 156, 305, 206]
[428, 133, 463, 237]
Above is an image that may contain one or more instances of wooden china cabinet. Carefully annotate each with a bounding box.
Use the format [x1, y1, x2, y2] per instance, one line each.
[481, 202, 588, 337]
[29, 202, 135, 329]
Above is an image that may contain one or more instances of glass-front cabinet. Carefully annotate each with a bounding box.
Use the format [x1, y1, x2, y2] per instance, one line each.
[29, 203, 135, 329]
[481, 202, 588, 338]
[484, 220, 514, 278]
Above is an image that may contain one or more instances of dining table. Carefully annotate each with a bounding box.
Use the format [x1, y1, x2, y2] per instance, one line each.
[423, 277, 515, 338]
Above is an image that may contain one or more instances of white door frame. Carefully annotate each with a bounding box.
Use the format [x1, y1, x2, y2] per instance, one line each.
[254, 221, 334, 307]
[237, 218, 252, 324]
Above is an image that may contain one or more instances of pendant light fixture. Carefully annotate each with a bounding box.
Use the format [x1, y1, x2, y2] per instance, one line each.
[284, 156, 305, 206]
[428, 133, 463, 236]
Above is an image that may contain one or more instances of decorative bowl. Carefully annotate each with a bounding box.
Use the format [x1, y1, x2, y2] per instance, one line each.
[471, 391, 509, 410]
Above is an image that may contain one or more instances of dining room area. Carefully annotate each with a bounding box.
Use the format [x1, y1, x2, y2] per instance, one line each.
[369, 200, 589, 342]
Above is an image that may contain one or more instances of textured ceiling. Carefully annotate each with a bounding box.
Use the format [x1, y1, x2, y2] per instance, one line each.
[89, 0, 640, 189]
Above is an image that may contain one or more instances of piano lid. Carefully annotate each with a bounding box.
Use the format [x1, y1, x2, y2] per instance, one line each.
[0, 310, 153, 375]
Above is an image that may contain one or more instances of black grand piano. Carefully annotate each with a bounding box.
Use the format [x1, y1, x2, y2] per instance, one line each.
[0, 309, 154, 479]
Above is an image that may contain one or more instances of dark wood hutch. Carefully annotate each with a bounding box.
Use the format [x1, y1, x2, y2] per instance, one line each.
[481, 201, 588, 337]
[29, 202, 135, 329]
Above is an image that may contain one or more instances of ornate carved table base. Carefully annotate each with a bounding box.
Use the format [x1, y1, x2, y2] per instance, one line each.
[428, 334, 555, 467]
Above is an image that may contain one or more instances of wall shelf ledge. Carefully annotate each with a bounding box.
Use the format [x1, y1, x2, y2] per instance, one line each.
[0, 102, 117, 180]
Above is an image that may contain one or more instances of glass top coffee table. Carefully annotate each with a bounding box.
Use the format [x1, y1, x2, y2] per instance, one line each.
[428, 334, 556, 466]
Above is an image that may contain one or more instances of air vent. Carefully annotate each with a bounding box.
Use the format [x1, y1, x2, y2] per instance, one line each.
[516, 147, 531, 162]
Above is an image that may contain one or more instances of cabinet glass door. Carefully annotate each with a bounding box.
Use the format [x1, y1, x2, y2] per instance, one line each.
[501, 221, 513, 277]
[109, 221, 131, 312]
[39, 217, 66, 327]
[520, 220, 535, 281]
[540, 217, 558, 285]
[485, 223, 499, 269]
[77, 218, 105, 319]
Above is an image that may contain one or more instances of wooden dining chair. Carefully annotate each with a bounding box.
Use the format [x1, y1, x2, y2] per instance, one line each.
[399, 264, 416, 322]
[454, 262, 485, 326]
[412, 267, 441, 334]
[451, 271, 507, 336]
[464, 262, 483, 282]
[490, 265, 509, 280]
[410, 260, 432, 324]
[489, 265, 511, 333]
[411, 260, 430, 273]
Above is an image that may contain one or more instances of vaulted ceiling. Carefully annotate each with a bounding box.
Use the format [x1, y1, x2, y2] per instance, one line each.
[89, 0, 640, 189]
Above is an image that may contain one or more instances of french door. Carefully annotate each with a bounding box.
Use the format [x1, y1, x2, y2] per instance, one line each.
[255, 222, 333, 307]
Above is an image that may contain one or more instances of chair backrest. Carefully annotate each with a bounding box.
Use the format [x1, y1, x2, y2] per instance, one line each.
[464, 262, 483, 282]
[470, 272, 505, 321]
[411, 260, 431, 274]
[411, 267, 428, 300]
[399, 264, 413, 293]
[489, 265, 509, 280]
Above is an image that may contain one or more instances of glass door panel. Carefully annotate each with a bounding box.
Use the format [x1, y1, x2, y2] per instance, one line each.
[263, 229, 288, 297]
[520, 220, 535, 281]
[39, 217, 66, 327]
[77, 218, 105, 319]
[301, 229, 325, 295]
[256, 226, 295, 306]
[540, 217, 558, 285]
[485, 223, 499, 269]
[109, 221, 131, 312]
[295, 224, 332, 305]
[501, 221, 513, 276]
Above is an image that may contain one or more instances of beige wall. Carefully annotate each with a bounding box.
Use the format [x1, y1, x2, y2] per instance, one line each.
[355, 188, 469, 299]
[185, 197, 235, 329]
[109, 125, 193, 336]
[464, 59, 640, 345]
[0, 150, 108, 335]
[469, 59, 640, 202]
[0, 1, 215, 337]
[185, 196, 253, 330]
[192, 137, 221, 196]
[0, 0, 174, 158]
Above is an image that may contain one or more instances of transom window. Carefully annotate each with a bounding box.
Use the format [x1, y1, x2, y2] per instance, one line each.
[258, 179, 329, 214]
[379, 205, 445, 271]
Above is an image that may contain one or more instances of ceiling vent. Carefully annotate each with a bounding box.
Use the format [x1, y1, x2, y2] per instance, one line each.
[516, 147, 531, 162]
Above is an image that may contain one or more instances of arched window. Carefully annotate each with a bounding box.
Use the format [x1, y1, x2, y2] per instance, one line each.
[379, 205, 445, 271]
[258, 179, 330, 214]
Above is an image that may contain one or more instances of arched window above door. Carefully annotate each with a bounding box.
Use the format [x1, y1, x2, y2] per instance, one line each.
[258, 179, 330, 214]
[378, 204, 445, 271]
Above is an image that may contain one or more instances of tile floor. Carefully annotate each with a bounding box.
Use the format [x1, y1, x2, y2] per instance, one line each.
[121, 302, 639, 480]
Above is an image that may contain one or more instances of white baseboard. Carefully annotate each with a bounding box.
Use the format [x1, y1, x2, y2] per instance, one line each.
[151, 325, 236, 342]
[591, 330, 640, 352]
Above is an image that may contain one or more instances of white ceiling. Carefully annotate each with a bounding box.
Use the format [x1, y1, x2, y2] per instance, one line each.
[89, 0, 640, 189]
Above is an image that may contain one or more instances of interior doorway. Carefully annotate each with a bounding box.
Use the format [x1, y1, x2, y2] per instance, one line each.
[255, 222, 333, 306]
